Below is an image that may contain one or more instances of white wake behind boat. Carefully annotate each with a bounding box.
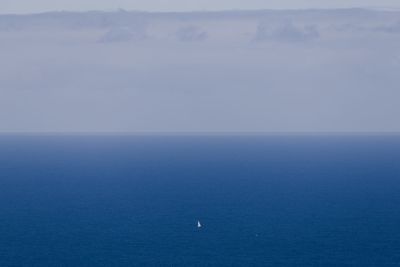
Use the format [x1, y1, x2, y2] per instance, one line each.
[197, 220, 202, 228]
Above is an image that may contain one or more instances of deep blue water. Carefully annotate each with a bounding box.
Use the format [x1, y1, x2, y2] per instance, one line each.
[1, 135, 400, 266]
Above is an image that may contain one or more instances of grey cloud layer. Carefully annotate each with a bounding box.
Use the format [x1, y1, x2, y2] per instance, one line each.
[1, 9, 400, 132]
[254, 22, 319, 42]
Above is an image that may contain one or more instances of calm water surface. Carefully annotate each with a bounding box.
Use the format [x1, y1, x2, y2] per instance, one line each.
[1, 135, 400, 266]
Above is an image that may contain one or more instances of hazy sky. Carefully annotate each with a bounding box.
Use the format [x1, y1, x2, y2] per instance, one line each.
[1, 10, 400, 133]
[2, 0, 400, 13]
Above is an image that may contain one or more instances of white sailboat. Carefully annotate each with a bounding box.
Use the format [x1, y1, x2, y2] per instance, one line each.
[197, 220, 202, 228]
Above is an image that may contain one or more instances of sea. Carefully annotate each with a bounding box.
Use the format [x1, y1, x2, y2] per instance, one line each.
[1, 135, 400, 266]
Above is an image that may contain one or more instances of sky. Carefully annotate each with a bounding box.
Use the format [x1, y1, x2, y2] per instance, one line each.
[1, 9, 400, 133]
[2, 0, 400, 13]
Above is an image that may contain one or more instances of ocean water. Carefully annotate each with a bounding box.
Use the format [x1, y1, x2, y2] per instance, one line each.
[1, 135, 400, 266]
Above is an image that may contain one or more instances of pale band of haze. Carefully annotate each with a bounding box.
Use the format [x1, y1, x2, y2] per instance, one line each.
[2, 0, 400, 14]
[1, 2, 400, 133]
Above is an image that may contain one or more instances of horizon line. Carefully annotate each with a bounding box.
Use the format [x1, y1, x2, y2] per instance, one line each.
[1, 132, 400, 137]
